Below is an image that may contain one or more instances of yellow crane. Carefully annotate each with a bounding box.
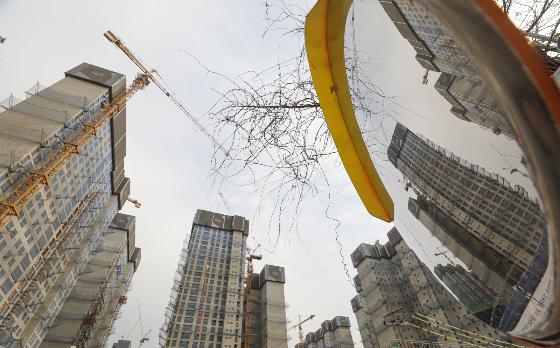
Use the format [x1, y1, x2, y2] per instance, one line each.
[0, 73, 149, 233]
[103, 30, 231, 158]
[127, 197, 142, 208]
[287, 315, 315, 347]
[422, 69, 429, 85]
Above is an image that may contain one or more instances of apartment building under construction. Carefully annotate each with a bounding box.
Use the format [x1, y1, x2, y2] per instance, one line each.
[244, 265, 288, 348]
[349, 228, 516, 348]
[296, 317, 354, 348]
[388, 121, 545, 280]
[160, 210, 249, 348]
[0, 63, 140, 348]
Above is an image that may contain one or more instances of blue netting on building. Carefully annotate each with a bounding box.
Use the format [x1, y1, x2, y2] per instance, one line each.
[499, 231, 549, 331]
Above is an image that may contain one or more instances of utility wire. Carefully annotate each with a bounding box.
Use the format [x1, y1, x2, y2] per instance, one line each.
[412, 313, 523, 348]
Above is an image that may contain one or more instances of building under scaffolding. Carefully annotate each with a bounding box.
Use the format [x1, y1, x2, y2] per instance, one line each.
[296, 316, 354, 348]
[160, 210, 249, 348]
[243, 265, 288, 348]
[349, 228, 516, 348]
[434, 264, 500, 324]
[376, 0, 534, 138]
[0, 63, 140, 348]
[388, 122, 544, 277]
[387, 122, 548, 328]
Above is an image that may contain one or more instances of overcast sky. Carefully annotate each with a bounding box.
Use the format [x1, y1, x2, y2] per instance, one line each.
[0, 1, 535, 348]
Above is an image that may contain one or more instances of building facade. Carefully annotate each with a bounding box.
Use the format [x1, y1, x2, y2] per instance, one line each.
[297, 317, 354, 348]
[433, 73, 511, 136]
[388, 122, 544, 274]
[434, 264, 500, 324]
[387, 122, 548, 327]
[160, 210, 249, 348]
[0, 63, 139, 348]
[377, 0, 512, 137]
[349, 228, 515, 348]
[244, 265, 288, 348]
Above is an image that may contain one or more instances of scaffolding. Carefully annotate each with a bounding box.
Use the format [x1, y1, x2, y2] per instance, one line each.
[159, 234, 189, 348]
[0, 73, 149, 233]
[72, 232, 131, 348]
[0, 190, 101, 333]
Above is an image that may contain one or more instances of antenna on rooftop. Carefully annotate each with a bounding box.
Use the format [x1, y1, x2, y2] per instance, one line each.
[0, 36, 6, 44]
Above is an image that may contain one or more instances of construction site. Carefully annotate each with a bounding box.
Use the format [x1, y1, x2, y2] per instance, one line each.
[1, 0, 560, 347]
[0, 59, 141, 348]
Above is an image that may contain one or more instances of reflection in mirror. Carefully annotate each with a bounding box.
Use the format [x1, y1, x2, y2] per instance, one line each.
[305, 0, 559, 345]
[352, 0, 555, 344]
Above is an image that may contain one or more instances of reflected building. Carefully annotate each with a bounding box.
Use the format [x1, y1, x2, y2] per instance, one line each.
[244, 265, 289, 348]
[349, 228, 512, 348]
[296, 317, 354, 348]
[160, 210, 249, 348]
[377, 0, 512, 137]
[434, 264, 500, 323]
[387, 122, 547, 322]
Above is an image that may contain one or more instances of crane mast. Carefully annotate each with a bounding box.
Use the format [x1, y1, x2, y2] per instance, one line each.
[103, 30, 231, 158]
[219, 193, 233, 215]
[287, 315, 315, 347]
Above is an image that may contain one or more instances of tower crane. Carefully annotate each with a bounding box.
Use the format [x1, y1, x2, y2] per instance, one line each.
[435, 248, 456, 266]
[124, 300, 151, 348]
[127, 197, 142, 208]
[244, 245, 262, 348]
[103, 31, 231, 158]
[219, 193, 232, 215]
[422, 69, 429, 84]
[287, 315, 315, 347]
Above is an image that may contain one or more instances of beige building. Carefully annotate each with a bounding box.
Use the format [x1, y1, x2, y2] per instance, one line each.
[297, 317, 354, 348]
[388, 122, 545, 288]
[434, 73, 512, 138]
[0, 63, 139, 348]
[349, 228, 518, 348]
[161, 210, 249, 348]
[244, 265, 288, 348]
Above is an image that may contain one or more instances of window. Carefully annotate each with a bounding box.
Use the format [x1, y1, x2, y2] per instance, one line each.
[1, 277, 12, 294]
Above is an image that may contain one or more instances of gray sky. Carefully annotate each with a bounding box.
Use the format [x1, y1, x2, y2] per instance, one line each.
[0, 1, 535, 348]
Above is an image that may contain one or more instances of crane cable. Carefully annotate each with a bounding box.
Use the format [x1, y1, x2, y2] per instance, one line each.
[410, 314, 510, 348]
[412, 313, 524, 348]
[402, 321, 488, 348]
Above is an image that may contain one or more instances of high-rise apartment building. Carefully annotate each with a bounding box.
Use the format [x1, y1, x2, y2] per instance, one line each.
[349, 228, 515, 348]
[388, 122, 544, 274]
[387, 122, 548, 327]
[112, 340, 131, 348]
[0, 63, 140, 348]
[296, 317, 354, 348]
[376, 0, 513, 136]
[160, 210, 249, 348]
[433, 73, 511, 137]
[39, 213, 140, 348]
[244, 265, 288, 348]
[408, 197, 514, 303]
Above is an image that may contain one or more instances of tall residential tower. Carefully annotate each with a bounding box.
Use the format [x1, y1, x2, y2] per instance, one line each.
[0, 63, 140, 348]
[244, 265, 288, 348]
[160, 210, 249, 348]
[388, 122, 548, 328]
[349, 228, 516, 348]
